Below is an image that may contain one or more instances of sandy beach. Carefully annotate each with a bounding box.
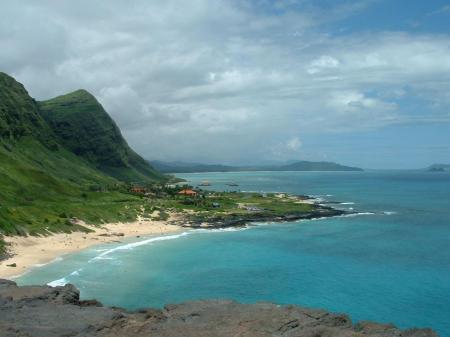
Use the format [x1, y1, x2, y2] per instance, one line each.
[0, 216, 183, 279]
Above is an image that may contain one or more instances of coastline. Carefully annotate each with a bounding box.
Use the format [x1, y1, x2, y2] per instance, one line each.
[0, 195, 349, 280]
[0, 215, 183, 279]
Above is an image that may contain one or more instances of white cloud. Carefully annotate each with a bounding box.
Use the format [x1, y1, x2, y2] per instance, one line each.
[286, 137, 303, 151]
[307, 55, 340, 74]
[1, 0, 450, 164]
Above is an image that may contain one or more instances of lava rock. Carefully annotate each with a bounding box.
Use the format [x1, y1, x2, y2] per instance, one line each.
[0, 279, 439, 337]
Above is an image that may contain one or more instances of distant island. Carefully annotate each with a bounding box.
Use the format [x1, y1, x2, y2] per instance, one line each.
[426, 164, 450, 172]
[150, 160, 363, 173]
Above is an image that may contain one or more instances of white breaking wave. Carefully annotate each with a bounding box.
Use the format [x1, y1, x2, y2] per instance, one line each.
[34, 257, 63, 268]
[69, 268, 83, 276]
[47, 229, 239, 287]
[48, 267, 84, 287]
[47, 277, 69, 287]
[341, 212, 376, 217]
[48, 233, 192, 286]
[383, 211, 397, 215]
[89, 231, 191, 262]
[340, 202, 355, 205]
[194, 226, 250, 233]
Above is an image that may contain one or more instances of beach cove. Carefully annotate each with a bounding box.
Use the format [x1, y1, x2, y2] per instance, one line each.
[0, 217, 183, 279]
[1, 187, 346, 279]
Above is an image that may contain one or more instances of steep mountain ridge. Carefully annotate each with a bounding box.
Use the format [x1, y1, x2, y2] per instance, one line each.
[0, 72, 57, 149]
[38, 89, 165, 182]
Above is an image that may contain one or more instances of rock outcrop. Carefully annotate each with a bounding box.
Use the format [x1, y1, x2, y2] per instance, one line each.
[0, 279, 438, 337]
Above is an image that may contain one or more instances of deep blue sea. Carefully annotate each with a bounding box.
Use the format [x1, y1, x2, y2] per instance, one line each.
[17, 171, 450, 337]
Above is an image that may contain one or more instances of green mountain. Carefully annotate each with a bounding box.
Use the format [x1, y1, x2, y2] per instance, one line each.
[0, 72, 165, 256]
[38, 89, 164, 183]
[150, 160, 363, 173]
[0, 72, 58, 149]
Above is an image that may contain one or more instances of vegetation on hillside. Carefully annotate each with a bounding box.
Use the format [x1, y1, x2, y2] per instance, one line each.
[39, 89, 165, 183]
[155, 190, 315, 219]
[0, 137, 145, 234]
[0, 72, 168, 258]
[0, 72, 57, 149]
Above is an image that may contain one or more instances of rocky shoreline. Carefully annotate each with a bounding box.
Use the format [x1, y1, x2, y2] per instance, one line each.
[181, 199, 350, 229]
[0, 279, 438, 337]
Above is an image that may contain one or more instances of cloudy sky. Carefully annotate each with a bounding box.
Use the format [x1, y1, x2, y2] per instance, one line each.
[2, 0, 450, 168]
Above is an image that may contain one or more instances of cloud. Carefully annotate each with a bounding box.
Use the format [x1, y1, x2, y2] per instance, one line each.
[428, 5, 450, 16]
[286, 137, 303, 151]
[307, 55, 340, 74]
[1, 0, 450, 165]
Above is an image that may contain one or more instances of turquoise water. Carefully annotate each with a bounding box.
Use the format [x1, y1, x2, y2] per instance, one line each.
[17, 171, 450, 336]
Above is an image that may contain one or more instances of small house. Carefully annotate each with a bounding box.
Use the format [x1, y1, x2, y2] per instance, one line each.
[131, 186, 146, 194]
[178, 189, 197, 196]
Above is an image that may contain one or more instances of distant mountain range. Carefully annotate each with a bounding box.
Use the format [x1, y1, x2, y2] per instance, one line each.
[150, 160, 363, 173]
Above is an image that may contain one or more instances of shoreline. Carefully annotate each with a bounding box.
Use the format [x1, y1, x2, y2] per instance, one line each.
[0, 215, 183, 279]
[0, 195, 351, 280]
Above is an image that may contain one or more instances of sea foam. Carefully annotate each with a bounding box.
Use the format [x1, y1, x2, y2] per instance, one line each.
[89, 231, 191, 262]
[47, 277, 69, 287]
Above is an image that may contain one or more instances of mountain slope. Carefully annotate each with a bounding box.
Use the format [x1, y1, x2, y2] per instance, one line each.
[0, 72, 57, 149]
[38, 90, 165, 183]
[0, 73, 165, 256]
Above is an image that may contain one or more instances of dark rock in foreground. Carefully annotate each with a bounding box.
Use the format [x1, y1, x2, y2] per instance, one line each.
[0, 279, 438, 337]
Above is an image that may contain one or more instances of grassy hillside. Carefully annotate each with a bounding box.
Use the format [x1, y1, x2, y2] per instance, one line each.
[0, 137, 145, 235]
[38, 90, 165, 183]
[0, 72, 165, 258]
[0, 72, 57, 149]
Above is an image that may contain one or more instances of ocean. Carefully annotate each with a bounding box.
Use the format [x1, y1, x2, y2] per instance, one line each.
[16, 171, 450, 337]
